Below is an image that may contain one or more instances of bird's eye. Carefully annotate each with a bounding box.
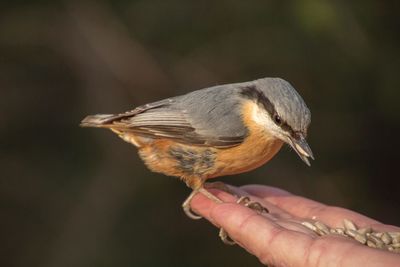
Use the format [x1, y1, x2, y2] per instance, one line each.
[273, 114, 282, 125]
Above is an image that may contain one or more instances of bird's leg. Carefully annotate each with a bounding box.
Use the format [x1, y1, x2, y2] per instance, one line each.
[182, 177, 223, 220]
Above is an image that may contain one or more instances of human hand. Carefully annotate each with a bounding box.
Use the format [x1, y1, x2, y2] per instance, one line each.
[190, 184, 400, 267]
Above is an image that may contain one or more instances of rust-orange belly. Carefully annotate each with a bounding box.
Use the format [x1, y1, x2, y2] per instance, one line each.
[136, 132, 282, 181]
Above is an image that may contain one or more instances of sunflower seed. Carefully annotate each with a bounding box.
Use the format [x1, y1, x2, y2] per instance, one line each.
[315, 221, 330, 235]
[391, 243, 400, 248]
[368, 235, 384, 248]
[389, 232, 400, 243]
[300, 219, 400, 253]
[345, 229, 358, 238]
[381, 233, 392, 245]
[354, 233, 367, 244]
[373, 232, 383, 238]
[343, 219, 357, 231]
[358, 227, 372, 235]
[367, 240, 377, 248]
[335, 228, 345, 235]
[302, 221, 317, 232]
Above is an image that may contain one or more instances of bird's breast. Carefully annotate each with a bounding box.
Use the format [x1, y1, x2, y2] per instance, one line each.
[212, 129, 283, 177]
[211, 101, 284, 177]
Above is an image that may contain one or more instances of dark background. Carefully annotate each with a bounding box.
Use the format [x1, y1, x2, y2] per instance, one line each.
[1, 1, 399, 266]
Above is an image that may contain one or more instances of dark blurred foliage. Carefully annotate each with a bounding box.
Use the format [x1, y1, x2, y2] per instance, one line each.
[1, 0, 400, 266]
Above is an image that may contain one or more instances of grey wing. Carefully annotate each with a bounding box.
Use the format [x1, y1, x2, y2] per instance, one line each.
[106, 85, 248, 148]
[81, 98, 175, 125]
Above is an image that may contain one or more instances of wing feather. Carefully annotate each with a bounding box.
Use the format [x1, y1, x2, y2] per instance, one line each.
[82, 87, 247, 148]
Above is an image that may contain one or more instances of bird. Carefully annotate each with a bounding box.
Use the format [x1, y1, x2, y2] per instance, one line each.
[80, 77, 313, 224]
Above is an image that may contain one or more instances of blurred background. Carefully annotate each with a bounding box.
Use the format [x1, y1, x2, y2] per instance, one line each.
[1, 0, 399, 266]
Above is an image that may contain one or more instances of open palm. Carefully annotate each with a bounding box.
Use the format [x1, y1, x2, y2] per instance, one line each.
[191, 185, 400, 267]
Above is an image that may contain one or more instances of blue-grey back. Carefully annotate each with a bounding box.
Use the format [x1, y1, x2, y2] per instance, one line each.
[174, 83, 248, 140]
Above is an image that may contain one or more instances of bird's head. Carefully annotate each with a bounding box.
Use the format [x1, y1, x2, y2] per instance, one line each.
[240, 78, 314, 166]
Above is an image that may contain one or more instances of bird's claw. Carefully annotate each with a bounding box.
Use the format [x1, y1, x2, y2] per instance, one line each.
[182, 186, 224, 220]
[182, 189, 203, 220]
[238, 196, 269, 214]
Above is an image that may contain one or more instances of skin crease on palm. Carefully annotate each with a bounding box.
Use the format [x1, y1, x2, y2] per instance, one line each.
[190, 184, 400, 267]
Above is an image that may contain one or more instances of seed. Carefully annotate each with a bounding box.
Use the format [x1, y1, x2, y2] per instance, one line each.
[343, 219, 357, 231]
[315, 221, 330, 235]
[237, 196, 250, 205]
[391, 243, 400, 248]
[302, 221, 317, 232]
[372, 232, 383, 238]
[335, 228, 345, 235]
[345, 229, 357, 238]
[369, 235, 384, 248]
[388, 232, 400, 244]
[381, 233, 392, 245]
[367, 240, 377, 248]
[354, 233, 367, 244]
[358, 227, 372, 235]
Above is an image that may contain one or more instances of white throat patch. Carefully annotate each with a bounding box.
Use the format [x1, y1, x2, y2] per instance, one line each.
[249, 102, 288, 141]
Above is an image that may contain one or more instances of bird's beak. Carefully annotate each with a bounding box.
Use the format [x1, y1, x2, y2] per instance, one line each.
[288, 134, 314, 166]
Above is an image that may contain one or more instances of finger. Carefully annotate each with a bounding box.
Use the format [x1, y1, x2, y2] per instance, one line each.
[192, 193, 400, 267]
[191, 192, 314, 266]
[240, 185, 392, 230]
[193, 187, 319, 235]
[189, 189, 239, 227]
[226, 185, 296, 220]
[196, 186, 295, 221]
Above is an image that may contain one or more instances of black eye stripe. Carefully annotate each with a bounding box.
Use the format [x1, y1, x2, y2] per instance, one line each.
[240, 85, 297, 137]
[240, 85, 275, 115]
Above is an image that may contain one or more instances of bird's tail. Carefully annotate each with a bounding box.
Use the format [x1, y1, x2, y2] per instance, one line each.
[80, 114, 117, 128]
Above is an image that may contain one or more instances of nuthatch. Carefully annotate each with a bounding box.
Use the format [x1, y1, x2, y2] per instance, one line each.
[81, 77, 313, 221]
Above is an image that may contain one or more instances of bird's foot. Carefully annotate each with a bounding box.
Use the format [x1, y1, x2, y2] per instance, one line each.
[238, 196, 269, 214]
[219, 196, 269, 245]
[182, 187, 223, 220]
